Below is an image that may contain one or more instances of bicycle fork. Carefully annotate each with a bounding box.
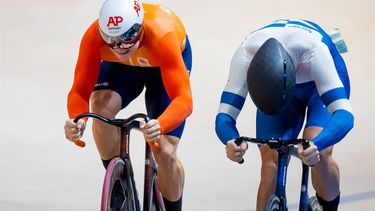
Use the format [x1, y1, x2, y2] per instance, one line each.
[299, 140, 311, 211]
[275, 156, 310, 211]
[143, 143, 155, 210]
[298, 164, 310, 211]
[275, 152, 289, 210]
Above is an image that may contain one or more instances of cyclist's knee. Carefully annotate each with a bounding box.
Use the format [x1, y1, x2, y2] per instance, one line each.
[259, 146, 278, 176]
[316, 146, 334, 167]
[319, 146, 333, 158]
[90, 90, 122, 117]
[153, 135, 179, 164]
[259, 145, 278, 163]
[303, 126, 323, 140]
[261, 160, 278, 177]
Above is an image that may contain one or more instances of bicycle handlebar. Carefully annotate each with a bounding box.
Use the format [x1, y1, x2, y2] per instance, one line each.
[72, 112, 156, 148]
[73, 112, 150, 126]
[234, 136, 310, 164]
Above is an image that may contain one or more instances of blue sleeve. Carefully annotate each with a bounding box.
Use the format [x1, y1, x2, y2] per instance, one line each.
[215, 113, 240, 145]
[313, 109, 354, 151]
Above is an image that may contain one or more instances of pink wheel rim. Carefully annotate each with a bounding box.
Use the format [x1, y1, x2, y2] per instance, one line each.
[101, 157, 123, 211]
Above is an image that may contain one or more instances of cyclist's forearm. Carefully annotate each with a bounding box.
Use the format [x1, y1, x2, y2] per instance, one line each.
[215, 113, 240, 145]
[312, 109, 354, 150]
[157, 96, 192, 134]
[67, 92, 90, 119]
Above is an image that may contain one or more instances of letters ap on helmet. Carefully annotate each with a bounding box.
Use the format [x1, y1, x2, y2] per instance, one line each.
[98, 0, 144, 46]
[247, 38, 296, 115]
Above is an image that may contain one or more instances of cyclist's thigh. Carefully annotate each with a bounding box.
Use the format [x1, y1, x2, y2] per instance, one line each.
[90, 90, 122, 115]
[93, 61, 146, 109]
[304, 126, 334, 158]
[256, 97, 306, 140]
[155, 135, 180, 158]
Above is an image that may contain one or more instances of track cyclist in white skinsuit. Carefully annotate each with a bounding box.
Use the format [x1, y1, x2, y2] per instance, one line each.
[215, 19, 354, 211]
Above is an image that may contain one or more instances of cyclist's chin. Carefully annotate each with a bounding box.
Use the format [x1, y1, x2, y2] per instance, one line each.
[112, 49, 134, 60]
[112, 43, 139, 60]
[114, 48, 131, 54]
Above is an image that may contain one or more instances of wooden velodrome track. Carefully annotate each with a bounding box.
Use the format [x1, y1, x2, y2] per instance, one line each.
[1, 0, 374, 210]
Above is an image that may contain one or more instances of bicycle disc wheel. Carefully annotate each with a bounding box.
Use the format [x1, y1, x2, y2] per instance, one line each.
[308, 196, 323, 211]
[101, 158, 139, 211]
[265, 195, 281, 211]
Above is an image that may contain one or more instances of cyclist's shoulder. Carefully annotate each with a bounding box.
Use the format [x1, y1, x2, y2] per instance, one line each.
[143, 3, 181, 21]
[81, 19, 104, 46]
[246, 19, 322, 45]
[143, 3, 186, 44]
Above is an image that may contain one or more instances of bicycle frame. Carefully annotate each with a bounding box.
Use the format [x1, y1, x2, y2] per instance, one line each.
[273, 144, 310, 211]
[143, 133, 165, 211]
[74, 113, 164, 211]
[119, 120, 164, 211]
[235, 137, 310, 211]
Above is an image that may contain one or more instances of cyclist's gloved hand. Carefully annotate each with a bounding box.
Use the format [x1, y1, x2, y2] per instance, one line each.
[298, 141, 320, 166]
[140, 119, 161, 142]
[64, 119, 86, 142]
[226, 140, 248, 162]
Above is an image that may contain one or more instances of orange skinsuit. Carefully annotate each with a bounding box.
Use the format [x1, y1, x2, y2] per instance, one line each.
[67, 3, 192, 134]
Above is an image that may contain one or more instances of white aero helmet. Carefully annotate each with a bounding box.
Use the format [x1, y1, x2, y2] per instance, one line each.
[99, 0, 144, 51]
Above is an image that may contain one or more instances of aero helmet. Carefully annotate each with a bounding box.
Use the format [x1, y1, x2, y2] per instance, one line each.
[99, 0, 144, 52]
[247, 38, 296, 115]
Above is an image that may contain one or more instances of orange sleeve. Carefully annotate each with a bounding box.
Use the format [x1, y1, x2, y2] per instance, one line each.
[67, 21, 103, 119]
[153, 32, 193, 134]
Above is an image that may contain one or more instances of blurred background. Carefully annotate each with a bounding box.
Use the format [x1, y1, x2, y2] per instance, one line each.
[1, 0, 374, 210]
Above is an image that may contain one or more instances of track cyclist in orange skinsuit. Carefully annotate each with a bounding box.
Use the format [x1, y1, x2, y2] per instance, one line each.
[63, 0, 192, 210]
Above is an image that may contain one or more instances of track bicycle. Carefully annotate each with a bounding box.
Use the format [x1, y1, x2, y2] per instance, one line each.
[235, 137, 322, 211]
[73, 112, 165, 211]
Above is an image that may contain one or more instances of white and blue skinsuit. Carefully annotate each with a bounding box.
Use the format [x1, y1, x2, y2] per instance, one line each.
[215, 19, 354, 151]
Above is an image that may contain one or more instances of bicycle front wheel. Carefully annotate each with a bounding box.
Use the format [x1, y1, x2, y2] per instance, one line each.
[101, 157, 139, 211]
[145, 173, 165, 211]
[265, 195, 281, 211]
